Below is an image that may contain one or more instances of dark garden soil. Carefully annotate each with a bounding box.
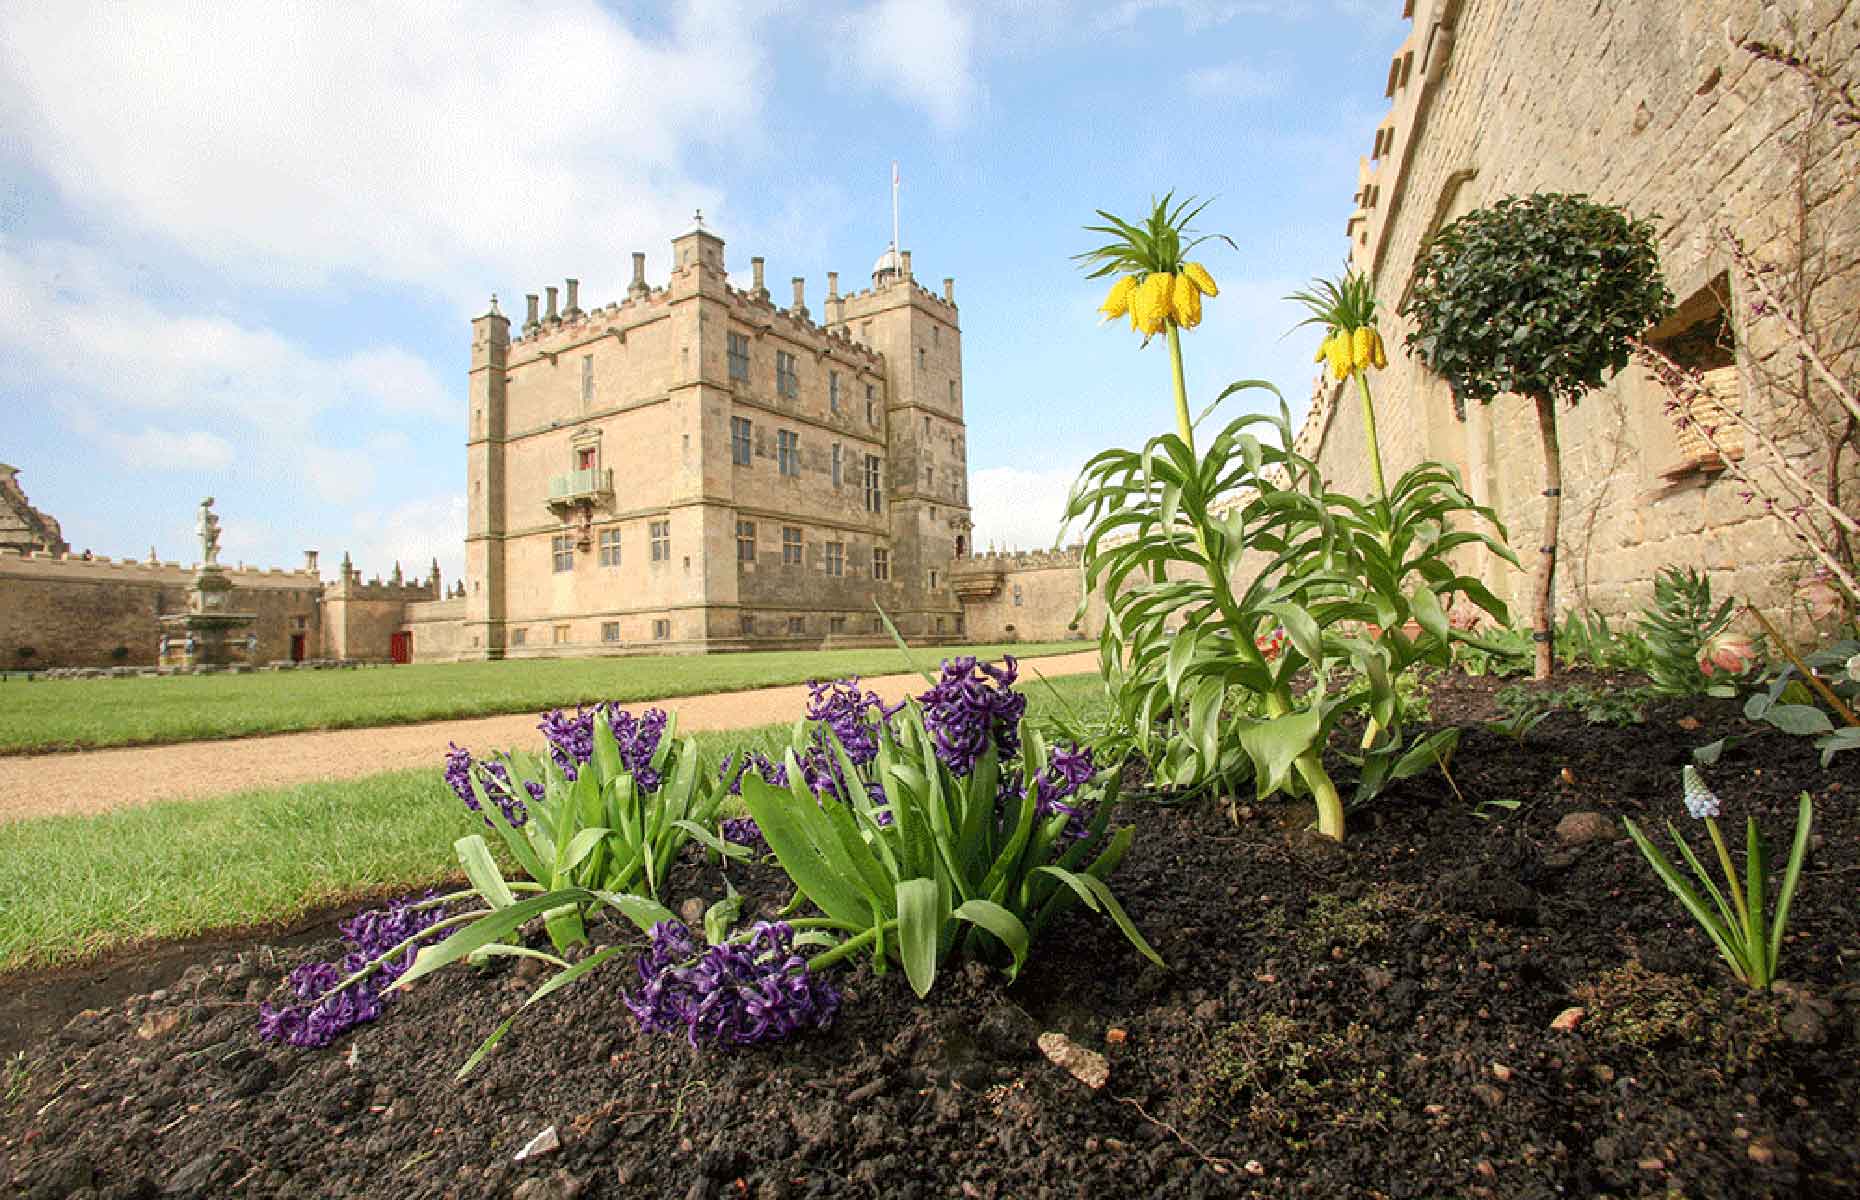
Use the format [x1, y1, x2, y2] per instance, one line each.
[3, 671, 1858, 1199]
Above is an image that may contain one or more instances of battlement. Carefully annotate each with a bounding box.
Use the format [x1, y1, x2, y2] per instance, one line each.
[719, 282, 887, 368]
[835, 273, 959, 322]
[956, 545, 1085, 572]
[509, 285, 674, 347]
[0, 548, 322, 588]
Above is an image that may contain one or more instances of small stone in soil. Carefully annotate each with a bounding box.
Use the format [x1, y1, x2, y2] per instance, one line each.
[514, 1125, 560, 1161]
[1550, 1006, 1585, 1032]
[1037, 1032, 1109, 1090]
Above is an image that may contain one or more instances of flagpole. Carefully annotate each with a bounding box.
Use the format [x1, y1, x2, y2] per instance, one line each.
[891, 160, 900, 275]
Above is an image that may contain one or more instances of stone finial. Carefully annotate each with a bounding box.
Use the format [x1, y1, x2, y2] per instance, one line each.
[564, 278, 581, 318]
[943, 277, 955, 304]
[487, 294, 501, 317]
[304, 550, 320, 573]
[390, 560, 403, 586]
[791, 277, 808, 320]
[428, 557, 441, 586]
[630, 252, 649, 300]
[544, 286, 559, 323]
[339, 550, 354, 582]
[900, 250, 912, 279]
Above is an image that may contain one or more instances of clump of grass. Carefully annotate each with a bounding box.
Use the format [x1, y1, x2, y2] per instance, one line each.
[1191, 1014, 1401, 1139]
[1570, 961, 1789, 1071]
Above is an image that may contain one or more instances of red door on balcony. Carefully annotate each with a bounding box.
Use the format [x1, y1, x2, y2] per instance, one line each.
[389, 632, 412, 664]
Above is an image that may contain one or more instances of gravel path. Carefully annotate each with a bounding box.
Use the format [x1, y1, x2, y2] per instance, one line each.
[0, 651, 1102, 823]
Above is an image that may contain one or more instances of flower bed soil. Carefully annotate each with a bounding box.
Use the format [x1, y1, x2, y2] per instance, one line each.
[3, 672, 1857, 1199]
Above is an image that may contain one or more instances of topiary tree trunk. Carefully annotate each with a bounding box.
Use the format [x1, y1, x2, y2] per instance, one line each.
[1530, 393, 1562, 680]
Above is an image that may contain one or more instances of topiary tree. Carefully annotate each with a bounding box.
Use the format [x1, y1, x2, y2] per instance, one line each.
[1403, 193, 1672, 679]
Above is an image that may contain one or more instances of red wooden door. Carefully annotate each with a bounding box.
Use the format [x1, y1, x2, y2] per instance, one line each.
[290, 634, 306, 662]
[389, 631, 412, 664]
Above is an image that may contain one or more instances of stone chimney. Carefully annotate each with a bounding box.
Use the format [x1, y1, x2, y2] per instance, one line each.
[827, 271, 839, 299]
[943, 277, 955, 304]
[544, 286, 559, 323]
[791, 277, 808, 321]
[900, 250, 912, 280]
[564, 278, 581, 319]
[629, 252, 649, 300]
[303, 550, 320, 573]
[751, 257, 768, 301]
[525, 293, 540, 331]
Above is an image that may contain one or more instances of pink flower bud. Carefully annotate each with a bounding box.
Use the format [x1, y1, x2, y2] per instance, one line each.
[1697, 632, 1758, 677]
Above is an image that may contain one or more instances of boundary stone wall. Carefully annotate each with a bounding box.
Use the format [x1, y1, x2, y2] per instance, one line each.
[0, 551, 323, 670]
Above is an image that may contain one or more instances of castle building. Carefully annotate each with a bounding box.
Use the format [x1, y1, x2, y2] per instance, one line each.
[457, 222, 973, 659]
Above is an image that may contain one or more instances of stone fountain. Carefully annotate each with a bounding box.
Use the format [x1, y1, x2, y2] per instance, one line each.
[158, 497, 258, 669]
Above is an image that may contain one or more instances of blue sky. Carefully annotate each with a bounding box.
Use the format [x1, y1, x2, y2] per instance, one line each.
[0, 0, 1406, 584]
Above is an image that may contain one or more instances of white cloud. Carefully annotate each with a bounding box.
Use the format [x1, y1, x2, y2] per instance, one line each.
[341, 493, 468, 588]
[1184, 61, 1282, 99]
[342, 349, 452, 420]
[99, 428, 236, 472]
[0, 236, 449, 501]
[838, 0, 979, 133]
[0, 1, 769, 307]
[969, 465, 1084, 552]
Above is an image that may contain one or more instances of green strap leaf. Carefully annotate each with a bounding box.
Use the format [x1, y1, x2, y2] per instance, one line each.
[1767, 793, 1813, 978]
[455, 944, 627, 1079]
[455, 835, 516, 910]
[897, 878, 943, 998]
[1035, 866, 1164, 967]
[953, 899, 1031, 981]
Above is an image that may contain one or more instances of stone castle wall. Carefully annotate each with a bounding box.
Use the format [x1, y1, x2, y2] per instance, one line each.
[1300, 0, 1859, 629]
[954, 547, 1103, 644]
[0, 551, 324, 669]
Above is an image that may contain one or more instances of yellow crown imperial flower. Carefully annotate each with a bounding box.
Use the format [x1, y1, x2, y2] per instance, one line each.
[1099, 275, 1139, 322]
[1314, 335, 1332, 364]
[1371, 329, 1388, 370]
[1182, 262, 1219, 297]
[1171, 273, 1203, 329]
[1352, 327, 1375, 371]
[1325, 330, 1354, 380]
[1134, 272, 1174, 335]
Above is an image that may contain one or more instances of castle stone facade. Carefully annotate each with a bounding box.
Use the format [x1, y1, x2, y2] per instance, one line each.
[1298, 0, 1859, 626]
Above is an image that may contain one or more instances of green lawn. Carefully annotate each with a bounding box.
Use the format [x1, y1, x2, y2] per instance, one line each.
[0, 673, 1112, 973]
[0, 640, 1087, 754]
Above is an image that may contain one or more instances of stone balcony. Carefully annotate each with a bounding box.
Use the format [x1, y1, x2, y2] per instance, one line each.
[546, 467, 614, 513]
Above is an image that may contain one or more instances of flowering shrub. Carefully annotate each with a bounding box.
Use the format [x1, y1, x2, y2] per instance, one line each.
[622, 920, 840, 1047]
[1624, 768, 1812, 989]
[741, 660, 1160, 998]
[258, 892, 452, 1048]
